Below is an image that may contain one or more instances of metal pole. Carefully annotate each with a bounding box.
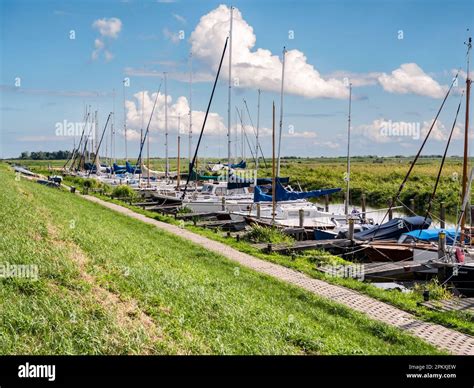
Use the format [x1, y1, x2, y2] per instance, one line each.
[461, 35, 472, 243]
[276, 47, 287, 177]
[147, 118, 150, 187]
[123, 81, 128, 161]
[345, 83, 352, 216]
[272, 101, 276, 222]
[177, 133, 181, 188]
[241, 107, 244, 161]
[189, 51, 193, 168]
[164, 72, 169, 178]
[256, 89, 260, 172]
[227, 6, 233, 168]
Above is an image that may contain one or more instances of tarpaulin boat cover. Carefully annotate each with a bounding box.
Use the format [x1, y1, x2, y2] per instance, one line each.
[228, 160, 246, 169]
[83, 162, 97, 172]
[403, 228, 461, 244]
[113, 163, 127, 173]
[354, 216, 431, 241]
[126, 161, 141, 174]
[253, 179, 341, 202]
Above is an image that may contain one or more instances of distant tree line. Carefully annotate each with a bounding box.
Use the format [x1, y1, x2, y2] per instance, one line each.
[18, 150, 72, 160]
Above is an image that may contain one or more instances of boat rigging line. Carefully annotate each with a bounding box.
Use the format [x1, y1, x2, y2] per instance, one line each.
[181, 37, 229, 199]
[87, 112, 112, 178]
[133, 78, 164, 174]
[369, 70, 461, 241]
[243, 98, 268, 168]
[417, 91, 465, 237]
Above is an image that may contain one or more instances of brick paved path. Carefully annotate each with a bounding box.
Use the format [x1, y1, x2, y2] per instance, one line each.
[84, 195, 474, 355]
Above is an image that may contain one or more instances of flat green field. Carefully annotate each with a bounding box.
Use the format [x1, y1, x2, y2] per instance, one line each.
[12, 156, 470, 219]
[0, 163, 441, 355]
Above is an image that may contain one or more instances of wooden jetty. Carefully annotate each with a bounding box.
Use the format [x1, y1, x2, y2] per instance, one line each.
[421, 297, 474, 314]
[197, 219, 246, 231]
[175, 211, 230, 221]
[254, 239, 353, 254]
[360, 261, 439, 280]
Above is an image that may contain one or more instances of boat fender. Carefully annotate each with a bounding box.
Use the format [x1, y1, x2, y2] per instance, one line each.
[455, 247, 465, 263]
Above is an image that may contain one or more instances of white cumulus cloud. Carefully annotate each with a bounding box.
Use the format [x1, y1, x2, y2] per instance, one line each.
[92, 17, 122, 38]
[92, 17, 122, 61]
[377, 63, 447, 98]
[125, 90, 226, 137]
[189, 5, 348, 99]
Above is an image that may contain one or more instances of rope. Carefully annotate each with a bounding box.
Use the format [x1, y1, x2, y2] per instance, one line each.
[370, 71, 460, 241]
[418, 91, 465, 237]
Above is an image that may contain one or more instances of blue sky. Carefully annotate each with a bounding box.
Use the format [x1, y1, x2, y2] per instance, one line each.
[1, 0, 473, 159]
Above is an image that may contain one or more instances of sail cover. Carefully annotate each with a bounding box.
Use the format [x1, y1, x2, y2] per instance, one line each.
[253, 179, 341, 202]
[354, 216, 431, 241]
[126, 161, 142, 174]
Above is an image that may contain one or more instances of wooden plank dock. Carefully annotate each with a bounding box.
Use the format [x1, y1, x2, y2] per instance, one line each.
[175, 211, 230, 221]
[360, 261, 438, 280]
[421, 297, 474, 314]
[317, 260, 463, 281]
[196, 219, 246, 231]
[254, 239, 353, 254]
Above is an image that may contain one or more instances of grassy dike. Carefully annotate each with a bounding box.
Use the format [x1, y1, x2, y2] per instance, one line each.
[0, 164, 442, 354]
[83, 186, 474, 337]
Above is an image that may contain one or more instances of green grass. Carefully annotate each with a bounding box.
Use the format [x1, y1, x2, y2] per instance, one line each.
[187, 227, 474, 336]
[78, 184, 474, 337]
[0, 163, 443, 355]
[55, 171, 473, 337]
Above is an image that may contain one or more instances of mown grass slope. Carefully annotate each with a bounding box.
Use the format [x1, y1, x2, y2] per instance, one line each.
[0, 164, 442, 354]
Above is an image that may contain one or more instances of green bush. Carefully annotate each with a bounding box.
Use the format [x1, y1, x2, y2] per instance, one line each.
[244, 224, 294, 244]
[112, 185, 136, 199]
[414, 279, 453, 301]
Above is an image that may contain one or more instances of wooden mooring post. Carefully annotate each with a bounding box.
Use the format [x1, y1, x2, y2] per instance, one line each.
[410, 198, 415, 214]
[299, 209, 304, 228]
[324, 195, 329, 212]
[348, 218, 355, 241]
[440, 202, 446, 229]
[256, 203, 261, 219]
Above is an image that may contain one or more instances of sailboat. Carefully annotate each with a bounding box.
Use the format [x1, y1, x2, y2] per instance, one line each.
[359, 37, 472, 276]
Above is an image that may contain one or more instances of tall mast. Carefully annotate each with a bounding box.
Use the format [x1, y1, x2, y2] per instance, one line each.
[123, 81, 127, 161]
[461, 34, 472, 241]
[241, 107, 245, 161]
[256, 89, 261, 172]
[88, 105, 92, 162]
[227, 6, 233, 168]
[164, 72, 169, 178]
[141, 90, 144, 154]
[345, 83, 352, 216]
[189, 51, 193, 167]
[109, 104, 113, 165]
[272, 101, 276, 222]
[112, 89, 116, 162]
[277, 47, 287, 177]
[95, 110, 99, 159]
[147, 112, 150, 187]
[177, 113, 181, 187]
